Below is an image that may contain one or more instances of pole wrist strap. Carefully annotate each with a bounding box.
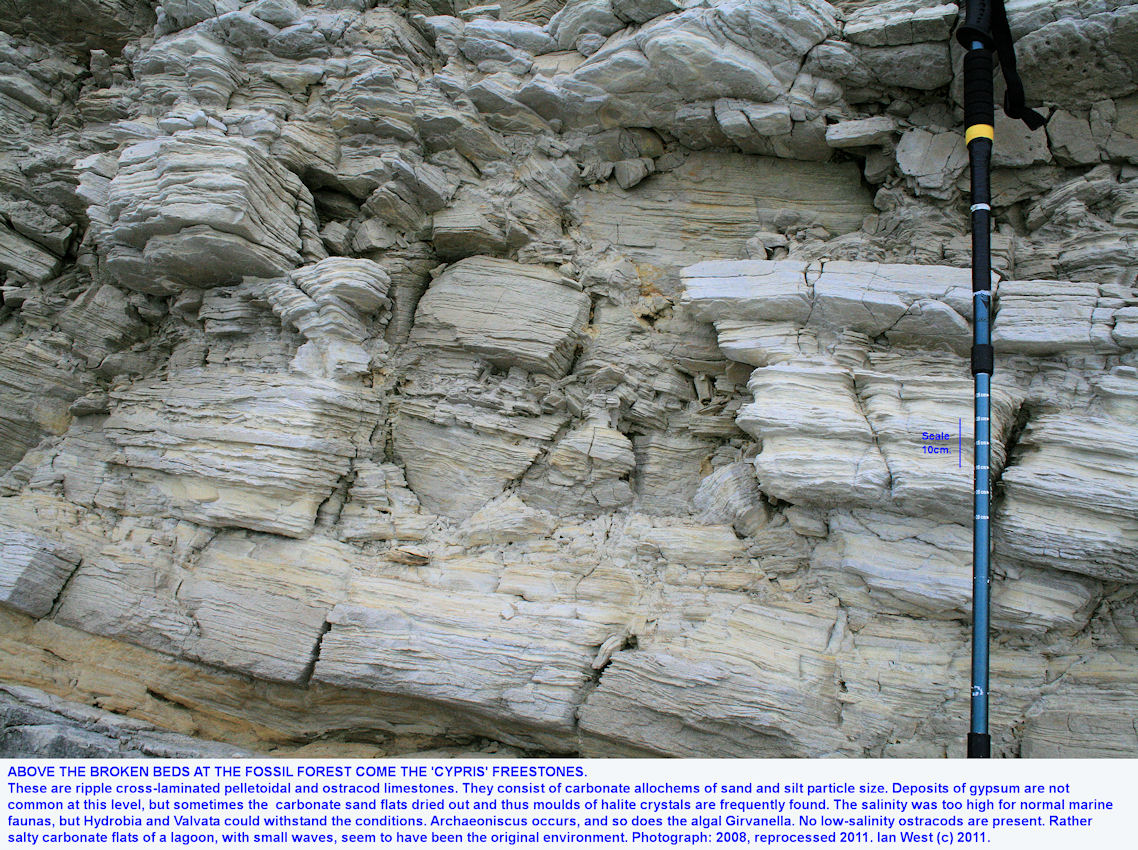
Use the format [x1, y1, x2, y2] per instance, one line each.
[957, 0, 1047, 130]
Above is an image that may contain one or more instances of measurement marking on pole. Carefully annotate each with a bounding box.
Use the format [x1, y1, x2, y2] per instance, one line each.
[975, 515, 989, 520]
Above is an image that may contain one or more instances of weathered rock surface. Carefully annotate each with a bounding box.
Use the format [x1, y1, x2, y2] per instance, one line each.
[0, 0, 1136, 761]
[409, 256, 590, 377]
[0, 529, 81, 618]
[575, 154, 873, 296]
[0, 683, 250, 758]
[96, 369, 376, 537]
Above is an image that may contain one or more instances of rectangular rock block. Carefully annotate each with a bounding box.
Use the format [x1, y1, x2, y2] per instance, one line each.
[410, 256, 590, 377]
[0, 530, 81, 618]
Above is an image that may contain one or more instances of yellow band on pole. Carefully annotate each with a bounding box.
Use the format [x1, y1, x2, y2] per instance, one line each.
[966, 124, 995, 144]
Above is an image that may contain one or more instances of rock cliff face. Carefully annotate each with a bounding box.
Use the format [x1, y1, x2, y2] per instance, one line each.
[1, 0, 1137, 758]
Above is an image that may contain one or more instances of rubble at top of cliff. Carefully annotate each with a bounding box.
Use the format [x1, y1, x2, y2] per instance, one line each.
[1, 0, 1137, 759]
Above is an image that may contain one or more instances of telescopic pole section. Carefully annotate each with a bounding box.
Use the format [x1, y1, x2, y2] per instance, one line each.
[957, 0, 1046, 761]
[962, 32, 995, 759]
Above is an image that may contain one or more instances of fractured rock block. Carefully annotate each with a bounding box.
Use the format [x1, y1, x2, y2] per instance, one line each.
[0, 220, 60, 284]
[738, 364, 890, 509]
[431, 198, 508, 260]
[338, 462, 435, 543]
[998, 411, 1138, 583]
[0, 340, 89, 471]
[177, 534, 353, 684]
[458, 494, 556, 546]
[576, 153, 873, 296]
[53, 542, 194, 658]
[89, 132, 319, 294]
[895, 128, 968, 198]
[250, 257, 392, 378]
[681, 259, 812, 324]
[693, 462, 768, 537]
[0, 530, 81, 618]
[410, 257, 590, 377]
[393, 398, 564, 520]
[579, 598, 847, 757]
[634, 523, 746, 567]
[854, 369, 1018, 523]
[102, 369, 376, 538]
[824, 511, 1099, 633]
[993, 279, 1102, 354]
[825, 116, 896, 149]
[843, 1, 957, 48]
[54, 532, 352, 685]
[815, 261, 976, 330]
[314, 573, 625, 732]
[683, 260, 978, 363]
[631, 433, 713, 515]
[519, 421, 635, 517]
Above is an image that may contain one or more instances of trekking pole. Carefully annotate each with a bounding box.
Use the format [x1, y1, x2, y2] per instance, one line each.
[956, 0, 1046, 759]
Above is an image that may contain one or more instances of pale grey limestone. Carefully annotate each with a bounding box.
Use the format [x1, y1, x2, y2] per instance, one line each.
[895, 127, 968, 198]
[1020, 651, 1138, 758]
[393, 398, 564, 520]
[410, 256, 590, 377]
[575, 154, 873, 296]
[0, 221, 61, 284]
[547, 0, 623, 52]
[86, 132, 322, 295]
[739, 363, 891, 508]
[100, 369, 376, 538]
[0, 340, 90, 470]
[518, 421, 636, 516]
[54, 530, 354, 685]
[1046, 109, 1102, 166]
[994, 279, 1104, 354]
[825, 116, 896, 149]
[0, 529, 81, 618]
[998, 403, 1138, 584]
[251, 257, 392, 378]
[843, 1, 957, 48]
[314, 551, 638, 732]
[0, 683, 251, 758]
[693, 462, 768, 537]
[682, 260, 813, 324]
[338, 462, 436, 543]
[823, 511, 1099, 634]
[458, 494, 556, 545]
[579, 598, 849, 757]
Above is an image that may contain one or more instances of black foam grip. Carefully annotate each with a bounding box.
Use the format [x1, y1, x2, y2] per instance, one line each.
[972, 344, 994, 375]
[967, 732, 991, 759]
[957, 0, 994, 48]
[963, 49, 995, 129]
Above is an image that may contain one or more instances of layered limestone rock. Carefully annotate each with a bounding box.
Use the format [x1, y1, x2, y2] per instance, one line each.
[81, 132, 325, 295]
[1, 0, 1137, 760]
[409, 256, 590, 377]
[96, 369, 377, 538]
[0, 683, 250, 758]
